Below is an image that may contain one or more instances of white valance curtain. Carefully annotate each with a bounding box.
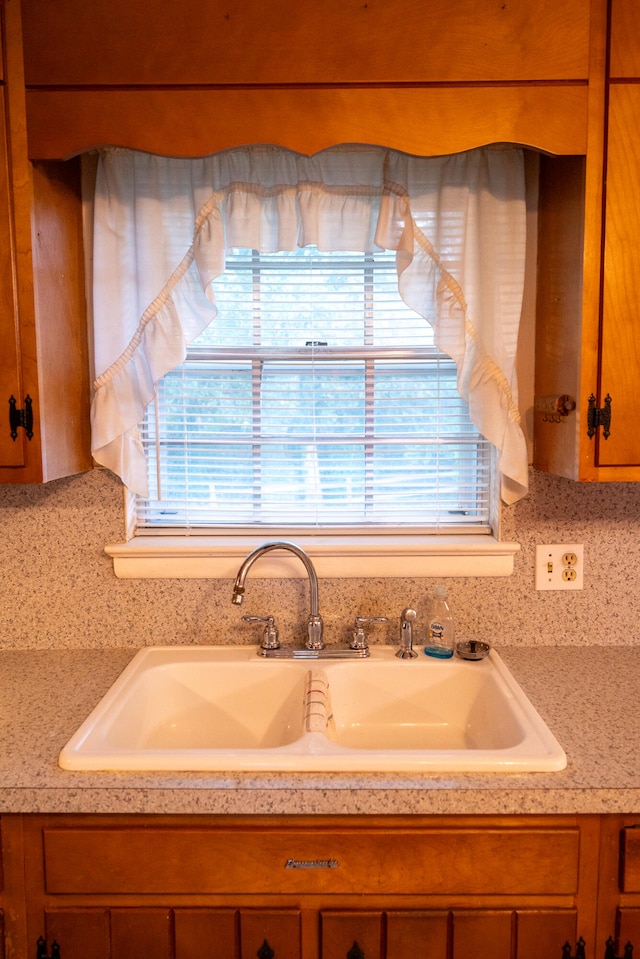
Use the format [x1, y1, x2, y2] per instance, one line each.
[91, 144, 529, 504]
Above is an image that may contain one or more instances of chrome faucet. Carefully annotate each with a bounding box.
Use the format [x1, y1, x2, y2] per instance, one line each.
[232, 541, 324, 650]
[396, 607, 418, 658]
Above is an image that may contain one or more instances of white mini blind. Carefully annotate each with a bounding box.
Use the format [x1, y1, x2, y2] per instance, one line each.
[136, 247, 491, 531]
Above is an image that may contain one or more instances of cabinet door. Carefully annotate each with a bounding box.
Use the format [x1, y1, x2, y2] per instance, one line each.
[44, 908, 172, 959]
[0, 87, 26, 469]
[0, 0, 91, 482]
[599, 84, 640, 467]
[43, 907, 300, 959]
[610, 0, 640, 77]
[616, 908, 640, 954]
[322, 909, 576, 959]
[515, 909, 578, 959]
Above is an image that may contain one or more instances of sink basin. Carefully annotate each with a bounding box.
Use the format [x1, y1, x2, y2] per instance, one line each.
[59, 646, 566, 773]
[325, 659, 537, 751]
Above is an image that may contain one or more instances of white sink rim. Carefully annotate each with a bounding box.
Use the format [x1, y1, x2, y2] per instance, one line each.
[59, 645, 567, 773]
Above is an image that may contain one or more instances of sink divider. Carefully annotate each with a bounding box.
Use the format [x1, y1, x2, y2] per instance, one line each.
[304, 669, 332, 734]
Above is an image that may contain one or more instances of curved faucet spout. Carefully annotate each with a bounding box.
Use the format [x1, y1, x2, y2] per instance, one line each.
[232, 541, 323, 650]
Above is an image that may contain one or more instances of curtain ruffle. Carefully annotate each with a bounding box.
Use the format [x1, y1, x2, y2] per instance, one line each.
[91, 145, 528, 504]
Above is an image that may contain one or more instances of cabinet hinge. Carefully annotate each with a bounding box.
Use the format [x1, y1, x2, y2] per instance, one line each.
[36, 937, 60, 959]
[587, 393, 612, 439]
[8, 394, 34, 441]
[562, 937, 586, 958]
[604, 937, 634, 959]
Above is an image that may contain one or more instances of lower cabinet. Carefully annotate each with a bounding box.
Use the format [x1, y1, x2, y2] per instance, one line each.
[595, 817, 640, 959]
[37, 905, 579, 959]
[10, 812, 640, 958]
[15, 814, 598, 959]
[4, 812, 640, 958]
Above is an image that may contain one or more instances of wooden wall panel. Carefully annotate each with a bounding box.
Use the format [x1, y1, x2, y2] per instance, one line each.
[21, 0, 590, 87]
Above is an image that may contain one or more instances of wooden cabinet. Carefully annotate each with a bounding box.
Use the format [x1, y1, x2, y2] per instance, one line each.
[610, 0, 640, 78]
[20, 0, 594, 160]
[533, 0, 640, 482]
[12, 0, 640, 487]
[593, 818, 640, 958]
[2, 811, 640, 958]
[14, 814, 599, 959]
[0, 0, 91, 484]
[21, 0, 592, 87]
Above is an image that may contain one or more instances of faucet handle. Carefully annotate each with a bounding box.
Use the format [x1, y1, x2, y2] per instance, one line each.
[241, 614, 280, 651]
[350, 615, 388, 651]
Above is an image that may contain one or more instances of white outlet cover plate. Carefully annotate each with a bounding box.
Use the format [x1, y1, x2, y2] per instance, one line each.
[535, 544, 584, 591]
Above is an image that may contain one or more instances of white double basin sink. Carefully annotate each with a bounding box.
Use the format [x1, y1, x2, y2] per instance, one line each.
[59, 645, 566, 773]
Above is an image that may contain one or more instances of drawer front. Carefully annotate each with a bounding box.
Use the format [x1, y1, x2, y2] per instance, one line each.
[43, 825, 580, 897]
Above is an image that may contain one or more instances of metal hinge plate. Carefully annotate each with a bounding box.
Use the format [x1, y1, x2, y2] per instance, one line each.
[587, 393, 611, 439]
[8, 395, 34, 441]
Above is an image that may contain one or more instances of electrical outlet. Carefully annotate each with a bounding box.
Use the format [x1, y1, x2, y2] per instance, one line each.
[535, 544, 584, 591]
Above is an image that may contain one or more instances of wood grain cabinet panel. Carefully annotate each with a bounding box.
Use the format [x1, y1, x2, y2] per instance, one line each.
[44, 910, 110, 959]
[599, 84, 640, 468]
[0, 0, 91, 482]
[620, 827, 640, 892]
[514, 910, 579, 959]
[43, 908, 300, 959]
[385, 911, 449, 959]
[239, 909, 302, 959]
[21, 0, 591, 87]
[20, 0, 593, 159]
[41, 823, 581, 897]
[594, 821, 640, 956]
[0, 88, 25, 470]
[451, 910, 513, 959]
[320, 911, 382, 959]
[616, 908, 640, 953]
[15, 815, 602, 959]
[610, 0, 640, 77]
[533, 0, 640, 483]
[174, 908, 238, 959]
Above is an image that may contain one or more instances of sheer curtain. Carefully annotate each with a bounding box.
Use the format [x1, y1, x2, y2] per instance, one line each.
[90, 145, 528, 504]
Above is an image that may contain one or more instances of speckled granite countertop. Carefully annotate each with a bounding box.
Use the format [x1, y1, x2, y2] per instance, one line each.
[2, 645, 639, 816]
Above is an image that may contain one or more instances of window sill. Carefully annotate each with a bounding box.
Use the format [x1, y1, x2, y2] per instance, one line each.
[105, 534, 520, 579]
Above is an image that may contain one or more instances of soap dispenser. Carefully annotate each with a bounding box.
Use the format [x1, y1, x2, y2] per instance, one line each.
[424, 585, 455, 659]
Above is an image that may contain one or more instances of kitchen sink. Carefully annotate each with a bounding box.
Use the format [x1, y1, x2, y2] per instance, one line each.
[59, 645, 566, 772]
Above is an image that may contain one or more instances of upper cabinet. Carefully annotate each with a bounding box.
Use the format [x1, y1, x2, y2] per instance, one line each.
[0, 0, 91, 483]
[534, 0, 640, 481]
[21, 0, 593, 160]
[610, 0, 640, 78]
[10, 0, 635, 486]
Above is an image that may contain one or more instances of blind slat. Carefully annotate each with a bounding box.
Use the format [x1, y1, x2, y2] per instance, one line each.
[136, 247, 491, 531]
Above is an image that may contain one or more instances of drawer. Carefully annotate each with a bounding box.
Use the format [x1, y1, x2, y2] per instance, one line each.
[43, 824, 580, 897]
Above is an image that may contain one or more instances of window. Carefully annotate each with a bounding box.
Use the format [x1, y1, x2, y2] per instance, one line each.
[92, 146, 527, 577]
[136, 246, 491, 534]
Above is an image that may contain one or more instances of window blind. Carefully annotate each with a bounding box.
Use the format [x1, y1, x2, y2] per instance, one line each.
[135, 247, 491, 532]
